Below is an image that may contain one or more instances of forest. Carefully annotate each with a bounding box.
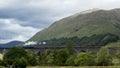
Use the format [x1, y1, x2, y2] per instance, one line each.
[41, 33, 119, 46]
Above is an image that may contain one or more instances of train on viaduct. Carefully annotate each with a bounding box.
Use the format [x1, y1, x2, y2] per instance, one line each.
[0, 45, 119, 55]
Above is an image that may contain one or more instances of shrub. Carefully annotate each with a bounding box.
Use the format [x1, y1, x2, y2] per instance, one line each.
[96, 47, 112, 66]
[65, 55, 75, 66]
[12, 57, 27, 68]
[74, 52, 95, 66]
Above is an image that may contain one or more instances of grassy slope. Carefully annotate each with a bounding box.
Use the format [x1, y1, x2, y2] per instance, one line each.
[106, 41, 120, 47]
[29, 9, 120, 42]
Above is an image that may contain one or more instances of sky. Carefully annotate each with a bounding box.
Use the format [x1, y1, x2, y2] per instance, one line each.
[0, 0, 120, 43]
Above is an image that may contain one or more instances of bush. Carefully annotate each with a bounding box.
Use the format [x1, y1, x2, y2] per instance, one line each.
[27, 52, 40, 66]
[0, 60, 4, 66]
[12, 57, 27, 68]
[3, 47, 40, 67]
[96, 47, 112, 66]
[55, 49, 69, 66]
[45, 50, 55, 66]
[4, 47, 27, 65]
[65, 55, 75, 66]
[74, 52, 95, 66]
[116, 50, 120, 64]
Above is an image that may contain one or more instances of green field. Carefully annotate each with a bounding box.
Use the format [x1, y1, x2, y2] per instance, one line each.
[27, 66, 120, 68]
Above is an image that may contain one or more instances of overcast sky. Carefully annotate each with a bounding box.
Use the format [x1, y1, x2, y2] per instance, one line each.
[0, 0, 120, 43]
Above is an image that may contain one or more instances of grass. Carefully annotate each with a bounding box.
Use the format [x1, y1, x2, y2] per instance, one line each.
[0, 66, 5, 68]
[27, 66, 120, 68]
[106, 41, 120, 47]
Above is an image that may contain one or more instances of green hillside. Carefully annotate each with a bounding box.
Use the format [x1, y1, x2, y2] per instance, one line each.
[29, 8, 120, 42]
[106, 41, 120, 47]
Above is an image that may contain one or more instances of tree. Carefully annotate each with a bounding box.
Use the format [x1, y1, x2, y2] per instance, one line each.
[39, 53, 46, 65]
[12, 57, 27, 68]
[116, 50, 120, 64]
[55, 49, 69, 66]
[45, 50, 54, 66]
[0, 60, 4, 66]
[100, 33, 119, 45]
[65, 55, 75, 66]
[74, 52, 95, 66]
[66, 40, 75, 55]
[4, 47, 27, 66]
[4, 47, 40, 67]
[27, 51, 40, 66]
[52, 50, 58, 65]
[96, 47, 112, 66]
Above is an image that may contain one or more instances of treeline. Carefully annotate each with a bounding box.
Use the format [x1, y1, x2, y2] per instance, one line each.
[0, 45, 120, 68]
[42, 33, 119, 46]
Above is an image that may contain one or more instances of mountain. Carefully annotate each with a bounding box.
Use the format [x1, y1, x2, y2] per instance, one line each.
[0, 41, 23, 48]
[29, 8, 120, 42]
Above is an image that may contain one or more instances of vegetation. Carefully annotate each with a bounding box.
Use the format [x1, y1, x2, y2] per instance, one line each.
[12, 57, 27, 68]
[106, 41, 120, 47]
[20, 8, 120, 67]
[74, 52, 95, 66]
[44, 50, 56, 66]
[65, 55, 75, 66]
[1, 47, 40, 68]
[41, 33, 119, 46]
[96, 47, 112, 66]
[27, 66, 120, 68]
[29, 9, 120, 42]
[0, 40, 120, 68]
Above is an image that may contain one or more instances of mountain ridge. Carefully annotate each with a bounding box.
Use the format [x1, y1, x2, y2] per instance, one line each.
[29, 8, 120, 42]
[0, 41, 23, 48]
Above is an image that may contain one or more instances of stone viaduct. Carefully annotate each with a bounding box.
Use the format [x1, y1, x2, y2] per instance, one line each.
[0, 46, 119, 55]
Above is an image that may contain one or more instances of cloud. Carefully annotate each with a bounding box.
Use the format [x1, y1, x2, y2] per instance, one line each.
[0, 19, 40, 43]
[0, 0, 120, 28]
[0, 0, 120, 43]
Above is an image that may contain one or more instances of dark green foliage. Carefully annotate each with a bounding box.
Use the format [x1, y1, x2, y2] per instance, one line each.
[3, 47, 40, 67]
[38, 52, 46, 65]
[116, 50, 120, 59]
[4, 47, 27, 65]
[2, 41, 119, 67]
[55, 49, 69, 66]
[52, 50, 58, 65]
[39, 49, 58, 66]
[100, 33, 119, 45]
[65, 55, 76, 66]
[45, 50, 56, 66]
[66, 40, 75, 55]
[74, 52, 95, 66]
[2, 45, 118, 66]
[96, 47, 112, 66]
[42, 33, 119, 46]
[5, 47, 27, 59]
[27, 51, 39, 66]
[116, 50, 120, 63]
[12, 57, 27, 68]
[0, 60, 4, 66]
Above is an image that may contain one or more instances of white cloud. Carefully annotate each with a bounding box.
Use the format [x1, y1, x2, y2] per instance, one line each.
[0, 19, 41, 43]
[0, 0, 119, 11]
